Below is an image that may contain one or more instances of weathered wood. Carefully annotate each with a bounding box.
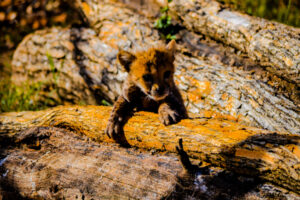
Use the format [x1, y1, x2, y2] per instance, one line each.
[0, 127, 182, 199]
[1, 105, 299, 194]
[11, 1, 300, 134]
[164, 0, 300, 86]
[1, 126, 299, 199]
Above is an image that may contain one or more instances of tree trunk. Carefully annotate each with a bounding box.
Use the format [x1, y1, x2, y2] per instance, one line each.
[11, 1, 300, 135]
[1, 105, 299, 194]
[165, 0, 300, 86]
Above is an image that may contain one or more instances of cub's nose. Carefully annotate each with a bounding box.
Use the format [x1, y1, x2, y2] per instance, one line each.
[156, 86, 165, 95]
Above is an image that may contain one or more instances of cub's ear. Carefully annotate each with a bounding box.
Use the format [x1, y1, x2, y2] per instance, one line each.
[166, 40, 176, 62]
[117, 50, 136, 72]
[166, 40, 176, 56]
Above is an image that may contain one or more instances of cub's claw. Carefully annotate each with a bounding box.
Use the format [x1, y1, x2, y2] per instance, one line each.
[105, 120, 120, 139]
[105, 120, 130, 147]
[159, 105, 181, 125]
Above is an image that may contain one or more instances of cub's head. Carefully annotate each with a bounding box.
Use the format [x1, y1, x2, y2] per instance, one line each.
[118, 40, 176, 101]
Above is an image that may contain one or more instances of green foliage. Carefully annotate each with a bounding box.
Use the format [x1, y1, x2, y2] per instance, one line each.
[0, 52, 59, 113]
[0, 52, 110, 112]
[46, 52, 60, 83]
[219, 0, 300, 27]
[154, 0, 177, 41]
[154, 15, 172, 30]
[0, 79, 51, 112]
[101, 99, 112, 106]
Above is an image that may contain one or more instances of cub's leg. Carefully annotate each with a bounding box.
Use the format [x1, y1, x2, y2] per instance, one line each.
[105, 95, 134, 146]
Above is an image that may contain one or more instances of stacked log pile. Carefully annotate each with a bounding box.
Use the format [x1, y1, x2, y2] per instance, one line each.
[1, 0, 300, 199]
[11, 1, 300, 134]
[166, 0, 300, 86]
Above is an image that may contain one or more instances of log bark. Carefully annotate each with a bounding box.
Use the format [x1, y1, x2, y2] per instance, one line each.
[165, 0, 300, 86]
[1, 105, 299, 194]
[110, 0, 300, 106]
[11, 1, 300, 135]
[0, 127, 182, 199]
[1, 126, 299, 199]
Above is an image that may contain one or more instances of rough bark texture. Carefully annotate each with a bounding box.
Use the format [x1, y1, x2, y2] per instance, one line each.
[0, 127, 182, 199]
[1, 126, 299, 199]
[4, 1, 300, 199]
[0, 128, 299, 200]
[166, 0, 300, 86]
[1, 105, 300, 194]
[11, 1, 300, 135]
[108, 0, 300, 105]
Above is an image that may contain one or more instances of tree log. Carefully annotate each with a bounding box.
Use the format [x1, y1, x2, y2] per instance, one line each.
[1, 105, 299, 194]
[0, 127, 182, 199]
[1, 126, 299, 199]
[165, 0, 300, 86]
[111, 0, 300, 105]
[11, 1, 300, 135]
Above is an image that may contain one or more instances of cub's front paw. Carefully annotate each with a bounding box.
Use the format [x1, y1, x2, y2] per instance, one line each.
[105, 120, 130, 147]
[105, 120, 122, 139]
[159, 105, 181, 126]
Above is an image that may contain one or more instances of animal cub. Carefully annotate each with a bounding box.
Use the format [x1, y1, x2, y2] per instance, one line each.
[105, 40, 188, 145]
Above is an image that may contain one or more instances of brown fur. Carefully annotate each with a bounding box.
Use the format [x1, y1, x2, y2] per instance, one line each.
[105, 40, 188, 146]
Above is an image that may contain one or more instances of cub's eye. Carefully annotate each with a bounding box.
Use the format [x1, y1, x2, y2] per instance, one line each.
[164, 71, 172, 79]
[143, 74, 153, 83]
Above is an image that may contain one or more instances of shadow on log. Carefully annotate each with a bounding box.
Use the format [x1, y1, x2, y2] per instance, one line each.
[1, 105, 299, 195]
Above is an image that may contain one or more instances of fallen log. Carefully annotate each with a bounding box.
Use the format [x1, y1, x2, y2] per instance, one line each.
[0, 127, 182, 199]
[165, 0, 300, 86]
[111, 0, 300, 105]
[1, 126, 298, 199]
[11, 1, 300, 135]
[1, 105, 299, 194]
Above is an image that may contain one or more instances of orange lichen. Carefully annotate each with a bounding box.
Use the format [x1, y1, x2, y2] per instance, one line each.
[221, 93, 228, 101]
[235, 148, 275, 164]
[1, 105, 299, 193]
[225, 96, 234, 111]
[283, 57, 293, 67]
[286, 144, 300, 160]
[82, 2, 91, 16]
[189, 78, 212, 95]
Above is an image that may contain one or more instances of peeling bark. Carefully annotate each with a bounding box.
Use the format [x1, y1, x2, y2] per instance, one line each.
[1, 105, 299, 194]
[11, 2, 300, 135]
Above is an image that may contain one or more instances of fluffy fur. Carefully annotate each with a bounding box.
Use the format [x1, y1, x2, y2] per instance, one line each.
[105, 40, 188, 145]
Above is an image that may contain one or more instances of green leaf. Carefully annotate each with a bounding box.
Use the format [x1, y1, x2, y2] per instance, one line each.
[160, 6, 169, 13]
[46, 52, 59, 83]
[46, 52, 55, 72]
[154, 19, 163, 29]
[101, 99, 112, 106]
[166, 16, 172, 25]
[166, 34, 177, 40]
